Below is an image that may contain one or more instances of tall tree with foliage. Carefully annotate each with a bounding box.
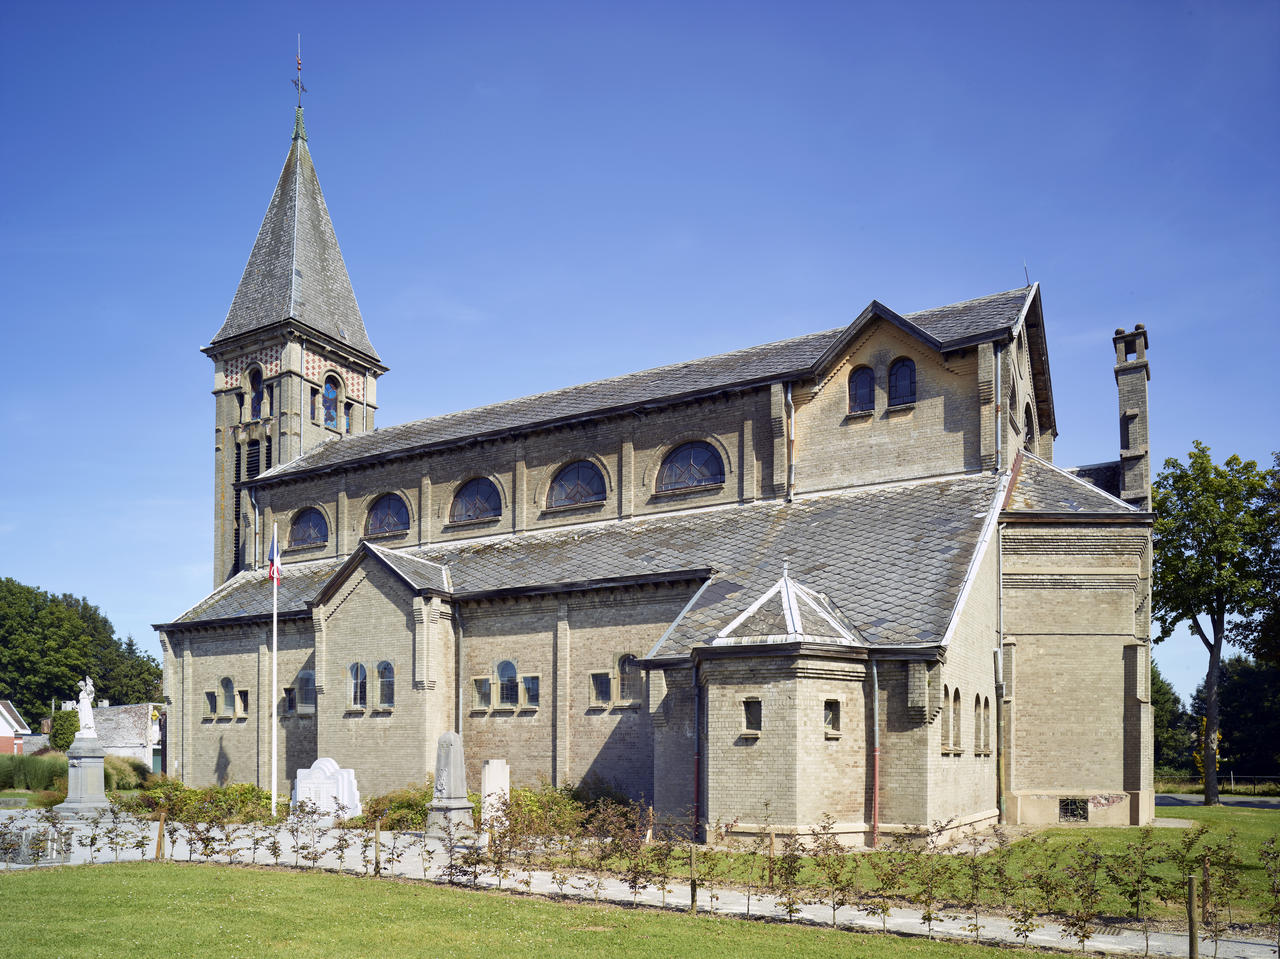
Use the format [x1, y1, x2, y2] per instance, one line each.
[1152, 443, 1275, 805]
[0, 577, 161, 724]
[1191, 656, 1280, 777]
[1151, 662, 1194, 773]
[1230, 451, 1280, 667]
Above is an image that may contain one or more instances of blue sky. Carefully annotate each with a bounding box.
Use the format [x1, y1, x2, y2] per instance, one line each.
[1, 1, 1276, 705]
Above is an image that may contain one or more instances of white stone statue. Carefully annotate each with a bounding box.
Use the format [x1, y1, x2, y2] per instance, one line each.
[76, 676, 97, 736]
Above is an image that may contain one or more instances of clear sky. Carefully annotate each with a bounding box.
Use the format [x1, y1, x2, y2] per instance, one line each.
[1, 1, 1276, 706]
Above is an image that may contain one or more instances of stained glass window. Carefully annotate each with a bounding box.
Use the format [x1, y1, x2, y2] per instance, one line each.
[548, 461, 606, 508]
[366, 493, 410, 535]
[656, 442, 724, 493]
[377, 662, 395, 708]
[888, 358, 916, 406]
[497, 660, 518, 707]
[323, 376, 340, 429]
[249, 369, 264, 419]
[350, 663, 367, 708]
[848, 366, 874, 413]
[289, 508, 328, 548]
[450, 478, 502, 523]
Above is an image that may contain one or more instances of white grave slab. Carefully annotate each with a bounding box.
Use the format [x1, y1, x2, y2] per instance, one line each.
[292, 757, 361, 817]
[480, 759, 510, 830]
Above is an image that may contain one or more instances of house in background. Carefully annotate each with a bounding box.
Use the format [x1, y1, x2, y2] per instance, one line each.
[92, 703, 164, 773]
[0, 702, 30, 756]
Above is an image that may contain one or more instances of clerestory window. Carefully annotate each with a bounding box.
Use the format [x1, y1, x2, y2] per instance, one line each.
[289, 508, 329, 548]
[450, 478, 502, 523]
[366, 493, 410, 535]
[656, 442, 724, 493]
[548, 461, 606, 508]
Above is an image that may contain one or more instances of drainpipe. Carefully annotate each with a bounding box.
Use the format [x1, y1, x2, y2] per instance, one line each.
[692, 660, 702, 842]
[454, 609, 465, 735]
[870, 659, 880, 849]
[995, 523, 1007, 824]
[248, 488, 260, 569]
[993, 343, 1003, 471]
[784, 383, 796, 501]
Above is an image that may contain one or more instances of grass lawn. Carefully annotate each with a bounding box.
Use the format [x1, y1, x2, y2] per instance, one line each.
[0, 862, 1033, 959]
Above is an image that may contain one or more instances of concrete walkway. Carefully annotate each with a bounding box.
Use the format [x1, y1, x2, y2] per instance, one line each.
[1, 809, 1274, 958]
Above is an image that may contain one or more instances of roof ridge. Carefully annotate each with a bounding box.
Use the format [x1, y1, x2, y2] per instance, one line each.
[905, 286, 1031, 314]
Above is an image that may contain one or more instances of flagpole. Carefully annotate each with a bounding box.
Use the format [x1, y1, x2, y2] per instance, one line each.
[271, 521, 279, 818]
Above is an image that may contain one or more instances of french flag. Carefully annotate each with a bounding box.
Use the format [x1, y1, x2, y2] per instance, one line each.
[266, 528, 282, 583]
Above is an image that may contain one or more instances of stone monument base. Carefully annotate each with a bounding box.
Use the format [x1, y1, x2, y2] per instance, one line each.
[54, 734, 109, 816]
[427, 799, 474, 837]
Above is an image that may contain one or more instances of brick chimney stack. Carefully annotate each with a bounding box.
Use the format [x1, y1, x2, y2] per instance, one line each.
[1113, 325, 1151, 510]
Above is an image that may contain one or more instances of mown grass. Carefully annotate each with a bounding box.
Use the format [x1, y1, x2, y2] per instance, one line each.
[0, 861, 1035, 959]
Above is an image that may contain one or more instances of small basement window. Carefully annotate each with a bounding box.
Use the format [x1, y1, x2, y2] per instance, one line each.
[743, 698, 762, 734]
[1059, 798, 1089, 823]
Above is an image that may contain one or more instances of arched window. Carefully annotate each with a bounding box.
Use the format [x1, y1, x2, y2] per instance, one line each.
[249, 369, 264, 419]
[548, 461, 607, 508]
[323, 376, 341, 429]
[377, 661, 394, 708]
[497, 660, 518, 707]
[848, 366, 874, 413]
[366, 493, 410, 535]
[951, 688, 962, 751]
[221, 677, 235, 714]
[289, 508, 329, 548]
[656, 442, 724, 493]
[888, 358, 916, 406]
[297, 670, 316, 710]
[618, 654, 641, 701]
[450, 478, 502, 523]
[983, 696, 991, 753]
[1023, 404, 1036, 451]
[975, 694, 982, 753]
[350, 663, 367, 708]
[941, 684, 951, 752]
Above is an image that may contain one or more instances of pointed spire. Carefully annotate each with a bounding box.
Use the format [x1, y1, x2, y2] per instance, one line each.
[210, 110, 380, 362]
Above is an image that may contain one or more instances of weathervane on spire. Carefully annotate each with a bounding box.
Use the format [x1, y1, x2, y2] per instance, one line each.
[292, 34, 308, 107]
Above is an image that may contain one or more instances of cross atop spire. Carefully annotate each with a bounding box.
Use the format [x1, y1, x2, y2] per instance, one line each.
[292, 35, 308, 110]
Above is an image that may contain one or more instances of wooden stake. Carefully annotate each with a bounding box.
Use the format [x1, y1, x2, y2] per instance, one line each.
[155, 812, 166, 860]
[1187, 874, 1199, 959]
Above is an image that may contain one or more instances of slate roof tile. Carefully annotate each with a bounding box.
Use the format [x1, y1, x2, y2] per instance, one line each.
[1005, 453, 1138, 514]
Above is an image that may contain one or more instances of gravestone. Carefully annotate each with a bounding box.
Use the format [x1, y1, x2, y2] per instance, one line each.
[292, 758, 361, 817]
[480, 759, 510, 831]
[427, 732, 473, 836]
[55, 737, 109, 816]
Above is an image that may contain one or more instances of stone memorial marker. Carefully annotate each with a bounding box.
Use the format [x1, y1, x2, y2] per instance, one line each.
[55, 675, 109, 815]
[480, 759, 510, 831]
[427, 731, 473, 835]
[292, 758, 362, 817]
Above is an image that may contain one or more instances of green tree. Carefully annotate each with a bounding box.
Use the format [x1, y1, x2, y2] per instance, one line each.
[1230, 452, 1280, 667]
[1191, 656, 1280, 777]
[50, 710, 79, 751]
[1151, 661, 1194, 772]
[0, 577, 162, 723]
[1152, 443, 1275, 805]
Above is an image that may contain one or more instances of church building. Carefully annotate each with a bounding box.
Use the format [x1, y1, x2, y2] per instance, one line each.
[158, 106, 1155, 841]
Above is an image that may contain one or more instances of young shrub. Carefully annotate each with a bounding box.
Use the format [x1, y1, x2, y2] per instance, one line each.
[1200, 830, 1244, 959]
[774, 831, 807, 922]
[78, 808, 107, 865]
[1060, 836, 1105, 953]
[809, 814, 854, 928]
[908, 819, 954, 940]
[1105, 826, 1168, 957]
[583, 799, 627, 902]
[618, 802, 653, 905]
[1259, 835, 1280, 957]
[696, 818, 738, 914]
[955, 827, 992, 943]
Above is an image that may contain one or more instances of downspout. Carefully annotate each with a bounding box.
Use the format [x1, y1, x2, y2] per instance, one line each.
[454, 609, 465, 735]
[993, 343, 1003, 471]
[995, 522, 1007, 824]
[692, 659, 703, 842]
[870, 659, 880, 849]
[248, 488, 261, 569]
[784, 383, 796, 501]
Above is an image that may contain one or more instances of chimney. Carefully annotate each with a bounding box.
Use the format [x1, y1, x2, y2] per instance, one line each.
[1113, 325, 1151, 510]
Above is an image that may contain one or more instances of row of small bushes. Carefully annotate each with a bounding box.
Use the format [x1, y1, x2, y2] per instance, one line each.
[0, 753, 67, 791]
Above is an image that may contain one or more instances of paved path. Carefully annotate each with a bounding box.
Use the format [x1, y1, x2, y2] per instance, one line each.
[1157, 793, 1280, 811]
[1, 809, 1274, 958]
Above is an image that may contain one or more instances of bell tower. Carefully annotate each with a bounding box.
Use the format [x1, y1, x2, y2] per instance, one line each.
[203, 106, 387, 586]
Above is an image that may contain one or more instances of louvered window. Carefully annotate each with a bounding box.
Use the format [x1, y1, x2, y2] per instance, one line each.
[246, 440, 261, 480]
[265, 437, 272, 470]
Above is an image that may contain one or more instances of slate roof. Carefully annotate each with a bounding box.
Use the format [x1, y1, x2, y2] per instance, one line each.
[711, 572, 865, 646]
[368, 544, 451, 592]
[210, 108, 380, 361]
[167, 475, 1002, 660]
[1004, 452, 1137, 514]
[256, 287, 1034, 482]
[0, 701, 30, 735]
[92, 703, 156, 750]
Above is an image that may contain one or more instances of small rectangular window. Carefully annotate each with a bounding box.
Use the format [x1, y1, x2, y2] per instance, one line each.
[522, 675, 540, 707]
[204, 691, 217, 716]
[344, 403, 354, 434]
[284, 687, 297, 713]
[310, 388, 319, 422]
[824, 699, 841, 736]
[473, 677, 491, 710]
[237, 689, 249, 716]
[743, 698, 762, 733]
[590, 672, 612, 705]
